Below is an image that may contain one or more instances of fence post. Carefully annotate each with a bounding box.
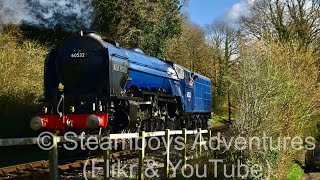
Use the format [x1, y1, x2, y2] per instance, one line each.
[208, 129, 212, 147]
[213, 130, 218, 159]
[207, 129, 212, 157]
[103, 129, 110, 180]
[182, 128, 187, 170]
[164, 129, 170, 179]
[49, 134, 58, 180]
[138, 131, 145, 180]
[197, 128, 202, 156]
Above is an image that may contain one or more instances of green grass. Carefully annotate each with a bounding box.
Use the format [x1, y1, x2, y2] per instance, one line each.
[287, 162, 304, 180]
[210, 115, 224, 123]
[210, 115, 227, 127]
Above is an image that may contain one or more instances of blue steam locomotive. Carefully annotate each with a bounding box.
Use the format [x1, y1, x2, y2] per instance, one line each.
[30, 32, 212, 133]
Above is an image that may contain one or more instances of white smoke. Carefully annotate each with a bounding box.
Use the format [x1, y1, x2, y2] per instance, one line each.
[0, 0, 95, 31]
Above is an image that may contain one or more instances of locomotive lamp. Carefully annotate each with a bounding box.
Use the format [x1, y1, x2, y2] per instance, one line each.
[92, 103, 96, 112]
[98, 101, 103, 112]
[71, 106, 75, 113]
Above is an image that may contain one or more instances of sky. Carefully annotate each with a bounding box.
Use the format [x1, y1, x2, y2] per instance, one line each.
[184, 0, 250, 26]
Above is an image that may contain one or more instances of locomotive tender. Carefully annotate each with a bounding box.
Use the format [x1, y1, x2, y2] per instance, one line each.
[30, 32, 212, 133]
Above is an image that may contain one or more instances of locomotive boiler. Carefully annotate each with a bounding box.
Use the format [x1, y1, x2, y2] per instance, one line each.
[30, 32, 212, 134]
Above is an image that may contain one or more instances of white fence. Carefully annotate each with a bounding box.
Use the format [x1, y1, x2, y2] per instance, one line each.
[0, 127, 226, 180]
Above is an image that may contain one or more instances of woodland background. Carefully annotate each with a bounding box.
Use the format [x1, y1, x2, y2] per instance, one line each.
[1, 0, 320, 179]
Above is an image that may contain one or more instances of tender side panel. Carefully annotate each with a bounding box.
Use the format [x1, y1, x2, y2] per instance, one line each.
[193, 75, 212, 113]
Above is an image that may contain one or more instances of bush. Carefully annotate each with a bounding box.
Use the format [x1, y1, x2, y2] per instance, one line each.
[0, 27, 48, 138]
[228, 40, 319, 179]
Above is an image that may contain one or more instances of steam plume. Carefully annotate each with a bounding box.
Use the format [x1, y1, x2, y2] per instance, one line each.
[0, 0, 94, 31]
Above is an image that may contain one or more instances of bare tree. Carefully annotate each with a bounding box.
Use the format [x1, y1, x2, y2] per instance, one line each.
[166, 21, 214, 74]
[205, 22, 238, 61]
[240, 0, 320, 47]
[205, 21, 238, 94]
[205, 21, 238, 120]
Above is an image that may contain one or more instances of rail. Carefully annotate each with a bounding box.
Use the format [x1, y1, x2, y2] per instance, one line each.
[0, 126, 227, 180]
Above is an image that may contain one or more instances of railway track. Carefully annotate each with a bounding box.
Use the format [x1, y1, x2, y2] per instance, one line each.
[0, 150, 137, 180]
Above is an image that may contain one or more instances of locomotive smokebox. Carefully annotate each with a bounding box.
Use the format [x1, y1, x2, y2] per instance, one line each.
[50, 33, 109, 96]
